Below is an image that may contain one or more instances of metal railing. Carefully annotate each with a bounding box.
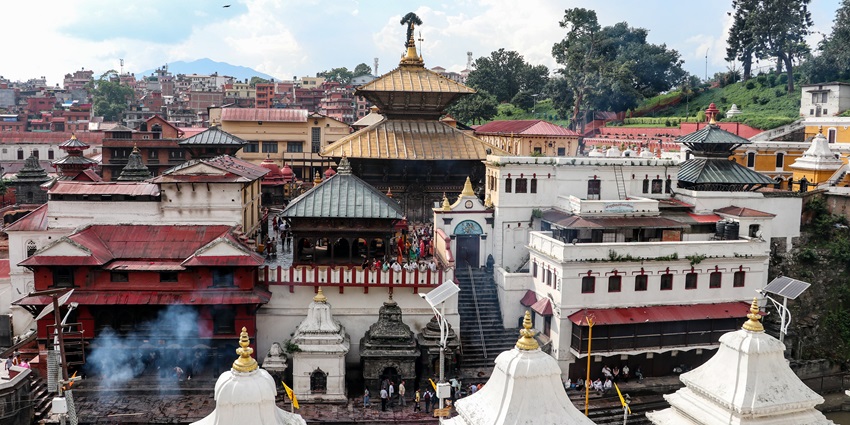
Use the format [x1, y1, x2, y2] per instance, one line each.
[466, 262, 488, 359]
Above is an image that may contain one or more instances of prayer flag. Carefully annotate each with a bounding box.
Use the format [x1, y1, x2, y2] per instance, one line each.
[282, 381, 299, 409]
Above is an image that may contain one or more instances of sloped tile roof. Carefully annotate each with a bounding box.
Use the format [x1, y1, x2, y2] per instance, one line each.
[676, 124, 750, 145]
[283, 159, 403, 220]
[48, 181, 160, 196]
[322, 120, 503, 160]
[474, 120, 579, 136]
[4, 204, 48, 232]
[678, 159, 776, 185]
[153, 155, 268, 183]
[714, 206, 776, 218]
[179, 126, 246, 146]
[357, 65, 474, 94]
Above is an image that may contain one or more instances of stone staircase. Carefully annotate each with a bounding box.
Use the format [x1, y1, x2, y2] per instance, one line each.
[30, 374, 52, 422]
[456, 267, 519, 370]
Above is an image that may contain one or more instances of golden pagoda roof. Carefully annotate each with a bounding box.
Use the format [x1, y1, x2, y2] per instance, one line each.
[322, 119, 506, 161]
[232, 326, 258, 373]
[358, 66, 475, 95]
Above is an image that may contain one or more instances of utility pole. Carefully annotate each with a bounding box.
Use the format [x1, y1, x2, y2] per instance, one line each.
[584, 314, 594, 417]
[705, 48, 709, 82]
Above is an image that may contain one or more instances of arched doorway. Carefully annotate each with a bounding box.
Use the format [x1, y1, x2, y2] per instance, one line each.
[370, 238, 385, 259]
[310, 368, 328, 394]
[454, 220, 483, 268]
[333, 238, 350, 261]
[380, 367, 401, 389]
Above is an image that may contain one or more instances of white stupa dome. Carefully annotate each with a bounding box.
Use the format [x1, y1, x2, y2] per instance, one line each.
[605, 146, 621, 157]
[588, 148, 604, 157]
[192, 328, 306, 425]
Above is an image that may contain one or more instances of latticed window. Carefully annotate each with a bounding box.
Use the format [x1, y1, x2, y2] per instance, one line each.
[310, 368, 327, 394]
[26, 241, 37, 257]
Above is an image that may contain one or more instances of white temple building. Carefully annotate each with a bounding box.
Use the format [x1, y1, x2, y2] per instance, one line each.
[647, 299, 835, 425]
[443, 311, 596, 425]
[290, 287, 350, 403]
[191, 328, 307, 425]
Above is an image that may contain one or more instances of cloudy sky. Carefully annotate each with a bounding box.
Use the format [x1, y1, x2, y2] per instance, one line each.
[2, 0, 842, 86]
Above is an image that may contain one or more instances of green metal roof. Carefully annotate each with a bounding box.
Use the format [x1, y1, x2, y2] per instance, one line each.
[283, 158, 403, 220]
[678, 159, 776, 185]
[179, 126, 246, 146]
[676, 124, 751, 145]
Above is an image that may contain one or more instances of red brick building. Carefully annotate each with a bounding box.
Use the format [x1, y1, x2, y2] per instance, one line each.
[101, 115, 185, 181]
[17, 224, 269, 374]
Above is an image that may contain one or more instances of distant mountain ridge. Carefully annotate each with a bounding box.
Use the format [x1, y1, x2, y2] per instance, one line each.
[138, 58, 276, 82]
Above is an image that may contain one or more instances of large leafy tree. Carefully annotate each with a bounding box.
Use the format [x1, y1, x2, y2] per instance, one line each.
[465, 49, 549, 103]
[726, 0, 759, 81]
[551, 8, 686, 124]
[748, 0, 813, 93]
[353, 63, 372, 77]
[88, 70, 135, 122]
[446, 89, 498, 125]
[803, 0, 850, 83]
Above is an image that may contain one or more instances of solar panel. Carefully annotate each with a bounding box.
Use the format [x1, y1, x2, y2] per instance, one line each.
[421, 280, 460, 306]
[763, 276, 810, 300]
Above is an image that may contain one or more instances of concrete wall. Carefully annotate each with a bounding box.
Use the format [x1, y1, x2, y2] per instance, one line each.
[256, 286, 459, 370]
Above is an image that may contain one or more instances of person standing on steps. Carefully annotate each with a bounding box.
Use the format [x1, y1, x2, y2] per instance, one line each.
[398, 380, 406, 407]
[363, 387, 370, 408]
[380, 387, 388, 411]
[413, 389, 421, 412]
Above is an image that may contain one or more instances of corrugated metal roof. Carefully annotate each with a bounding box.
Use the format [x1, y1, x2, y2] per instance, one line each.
[154, 155, 268, 183]
[322, 120, 503, 160]
[59, 135, 90, 148]
[531, 297, 553, 316]
[474, 120, 579, 136]
[283, 162, 403, 219]
[103, 260, 185, 271]
[5, 204, 48, 232]
[676, 124, 750, 145]
[568, 302, 752, 326]
[678, 159, 777, 185]
[49, 181, 160, 196]
[715, 206, 776, 217]
[14, 287, 271, 306]
[179, 126, 246, 146]
[181, 255, 264, 267]
[220, 108, 308, 123]
[541, 209, 688, 229]
[520, 290, 537, 307]
[358, 66, 475, 94]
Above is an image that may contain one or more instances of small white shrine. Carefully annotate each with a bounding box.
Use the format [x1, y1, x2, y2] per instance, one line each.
[191, 328, 306, 425]
[647, 299, 834, 425]
[290, 287, 350, 403]
[444, 311, 596, 425]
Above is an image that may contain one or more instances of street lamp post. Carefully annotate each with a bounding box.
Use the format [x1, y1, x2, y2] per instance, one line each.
[420, 280, 461, 421]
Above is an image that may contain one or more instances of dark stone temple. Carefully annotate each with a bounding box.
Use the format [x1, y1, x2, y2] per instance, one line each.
[677, 105, 776, 191]
[416, 316, 460, 380]
[322, 14, 505, 223]
[13, 154, 51, 204]
[282, 156, 403, 265]
[117, 146, 152, 181]
[360, 295, 419, 393]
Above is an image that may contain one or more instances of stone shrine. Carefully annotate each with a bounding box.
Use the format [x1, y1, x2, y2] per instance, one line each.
[444, 311, 596, 425]
[191, 328, 306, 425]
[360, 294, 419, 392]
[416, 315, 461, 381]
[13, 154, 51, 204]
[647, 299, 834, 425]
[116, 146, 152, 181]
[290, 288, 350, 403]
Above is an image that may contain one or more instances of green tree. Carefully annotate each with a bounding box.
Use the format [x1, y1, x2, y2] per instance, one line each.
[317, 68, 354, 85]
[753, 0, 813, 93]
[551, 8, 686, 124]
[87, 70, 135, 122]
[726, 0, 759, 81]
[465, 49, 549, 103]
[353, 63, 372, 77]
[511, 90, 535, 112]
[803, 0, 850, 83]
[400, 12, 423, 46]
[446, 89, 499, 125]
[248, 76, 271, 87]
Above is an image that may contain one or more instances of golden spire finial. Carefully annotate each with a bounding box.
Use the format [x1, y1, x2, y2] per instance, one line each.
[314, 287, 327, 303]
[314, 170, 322, 184]
[70, 133, 77, 140]
[742, 298, 764, 332]
[132, 144, 140, 154]
[516, 310, 539, 350]
[232, 327, 258, 372]
[461, 176, 475, 197]
[818, 125, 824, 135]
[709, 116, 717, 125]
[386, 187, 393, 198]
[442, 193, 451, 211]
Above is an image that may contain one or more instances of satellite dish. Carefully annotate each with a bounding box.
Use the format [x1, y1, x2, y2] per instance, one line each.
[34, 289, 74, 322]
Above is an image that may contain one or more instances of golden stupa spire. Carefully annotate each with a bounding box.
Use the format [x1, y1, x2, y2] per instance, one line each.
[742, 298, 764, 332]
[461, 176, 475, 197]
[516, 310, 539, 350]
[232, 327, 259, 372]
[441, 193, 451, 211]
[400, 13, 424, 66]
[314, 287, 327, 303]
[313, 170, 322, 184]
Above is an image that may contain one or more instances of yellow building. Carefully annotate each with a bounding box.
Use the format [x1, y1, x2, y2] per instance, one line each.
[209, 107, 350, 181]
[789, 131, 845, 185]
[803, 118, 850, 143]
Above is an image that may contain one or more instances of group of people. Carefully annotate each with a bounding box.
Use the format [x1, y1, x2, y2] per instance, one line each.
[395, 225, 433, 265]
[361, 257, 439, 274]
[364, 376, 483, 414]
[3, 351, 30, 371]
[563, 364, 644, 396]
